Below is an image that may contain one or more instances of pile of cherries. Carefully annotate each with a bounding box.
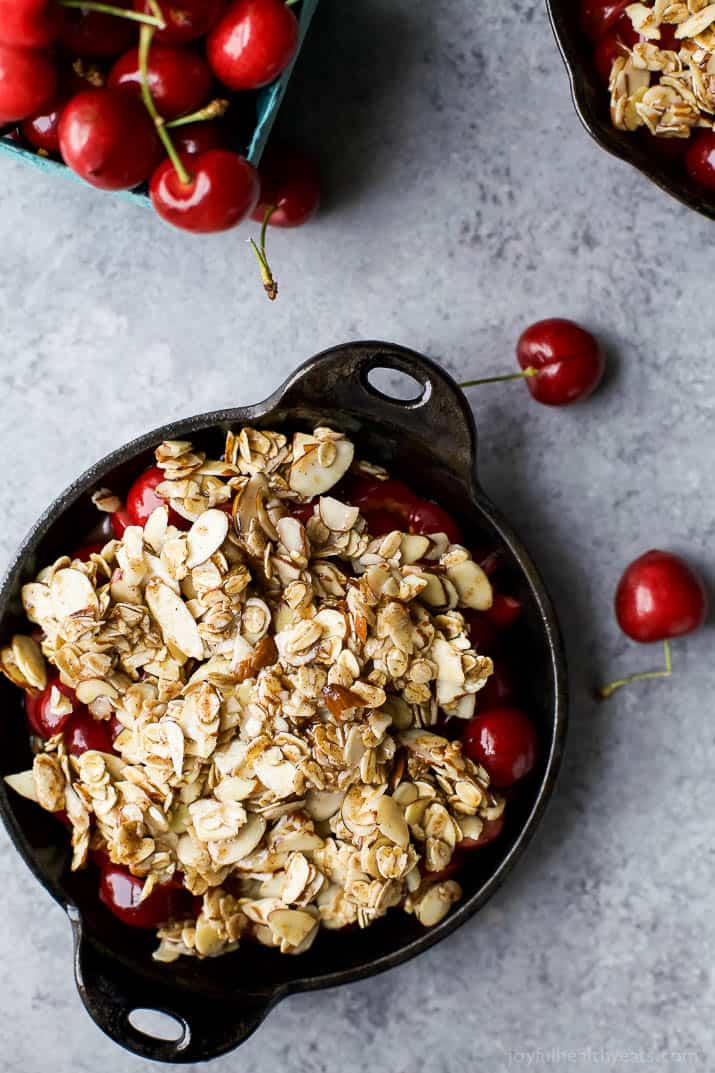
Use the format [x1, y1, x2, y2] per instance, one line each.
[580, 0, 715, 192]
[0, 0, 320, 237]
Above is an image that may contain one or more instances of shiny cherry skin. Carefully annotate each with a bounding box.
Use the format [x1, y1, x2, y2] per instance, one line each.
[206, 0, 299, 91]
[99, 862, 188, 928]
[251, 142, 320, 227]
[485, 593, 522, 629]
[290, 500, 316, 525]
[109, 43, 212, 120]
[173, 120, 223, 156]
[517, 318, 605, 406]
[126, 465, 190, 530]
[478, 662, 517, 709]
[0, 0, 65, 48]
[594, 14, 639, 82]
[614, 550, 707, 643]
[462, 707, 538, 788]
[0, 42, 57, 125]
[685, 132, 715, 192]
[65, 710, 115, 756]
[25, 676, 79, 738]
[363, 508, 405, 538]
[409, 500, 463, 544]
[110, 507, 132, 538]
[58, 1, 136, 57]
[580, 0, 629, 39]
[133, 0, 225, 44]
[21, 95, 65, 152]
[150, 149, 259, 233]
[59, 88, 161, 190]
[460, 815, 505, 851]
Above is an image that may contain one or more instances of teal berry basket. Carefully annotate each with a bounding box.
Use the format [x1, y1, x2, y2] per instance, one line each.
[0, 0, 318, 206]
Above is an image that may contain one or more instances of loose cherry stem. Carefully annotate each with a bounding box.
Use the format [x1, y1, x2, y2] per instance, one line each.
[596, 639, 672, 700]
[165, 100, 230, 129]
[59, 0, 166, 28]
[138, 23, 191, 186]
[249, 205, 279, 301]
[460, 367, 539, 389]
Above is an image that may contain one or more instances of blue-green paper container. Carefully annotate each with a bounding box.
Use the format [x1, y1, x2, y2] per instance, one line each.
[0, 0, 318, 206]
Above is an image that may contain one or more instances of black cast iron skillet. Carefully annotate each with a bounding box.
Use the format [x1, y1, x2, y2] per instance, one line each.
[0, 341, 567, 1063]
[547, 0, 715, 221]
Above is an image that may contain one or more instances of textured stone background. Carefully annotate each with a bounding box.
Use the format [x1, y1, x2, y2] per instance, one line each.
[1, 1, 713, 1070]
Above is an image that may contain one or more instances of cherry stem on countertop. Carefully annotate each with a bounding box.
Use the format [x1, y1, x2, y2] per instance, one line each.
[59, 0, 167, 28]
[165, 100, 230, 129]
[249, 206, 279, 301]
[138, 23, 191, 186]
[596, 638, 672, 700]
[460, 366, 539, 388]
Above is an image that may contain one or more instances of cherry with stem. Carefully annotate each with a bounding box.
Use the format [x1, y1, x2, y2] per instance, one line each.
[58, 0, 166, 28]
[164, 99, 229, 129]
[461, 368, 538, 388]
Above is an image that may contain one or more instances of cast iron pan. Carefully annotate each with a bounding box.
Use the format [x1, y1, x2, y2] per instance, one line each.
[0, 341, 568, 1063]
[546, 0, 715, 221]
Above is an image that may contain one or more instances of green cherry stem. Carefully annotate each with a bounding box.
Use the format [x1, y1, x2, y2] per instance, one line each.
[138, 23, 191, 186]
[249, 206, 279, 301]
[460, 366, 539, 389]
[165, 100, 230, 129]
[596, 638, 673, 701]
[58, 0, 166, 28]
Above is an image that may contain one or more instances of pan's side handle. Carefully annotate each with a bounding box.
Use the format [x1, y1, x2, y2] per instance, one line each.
[72, 916, 271, 1064]
[276, 341, 478, 489]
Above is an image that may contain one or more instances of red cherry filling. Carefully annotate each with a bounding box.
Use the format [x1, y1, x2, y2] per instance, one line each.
[126, 465, 190, 530]
[594, 14, 639, 82]
[110, 507, 132, 538]
[462, 707, 538, 788]
[99, 862, 190, 928]
[409, 500, 463, 544]
[685, 131, 715, 192]
[346, 477, 418, 522]
[65, 710, 115, 756]
[580, 0, 629, 40]
[25, 676, 78, 738]
[614, 549, 707, 643]
[363, 508, 404, 538]
[72, 542, 105, 562]
[485, 593, 522, 629]
[459, 815, 505, 850]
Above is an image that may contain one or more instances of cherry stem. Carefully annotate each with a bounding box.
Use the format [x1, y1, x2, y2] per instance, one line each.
[596, 638, 672, 700]
[165, 100, 230, 129]
[249, 206, 279, 301]
[58, 0, 166, 28]
[138, 23, 191, 186]
[460, 367, 539, 389]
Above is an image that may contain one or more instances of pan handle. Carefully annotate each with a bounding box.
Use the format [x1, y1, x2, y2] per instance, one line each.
[72, 916, 272, 1063]
[276, 341, 478, 490]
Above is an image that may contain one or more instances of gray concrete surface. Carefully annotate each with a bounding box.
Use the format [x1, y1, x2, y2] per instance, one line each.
[1, 1, 713, 1070]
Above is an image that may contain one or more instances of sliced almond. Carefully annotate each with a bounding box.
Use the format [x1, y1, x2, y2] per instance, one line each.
[50, 568, 98, 618]
[145, 578, 203, 660]
[21, 582, 53, 624]
[304, 789, 344, 821]
[224, 812, 266, 862]
[400, 533, 430, 563]
[186, 508, 229, 568]
[376, 794, 409, 849]
[214, 776, 257, 802]
[11, 635, 46, 690]
[4, 770, 39, 803]
[318, 496, 359, 532]
[268, 907, 317, 948]
[75, 678, 119, 705]
[414, 880, 461, 926]
[288, 438, 354, 497]
[447, 560, 493, 611]
[143, 506, 169, 553]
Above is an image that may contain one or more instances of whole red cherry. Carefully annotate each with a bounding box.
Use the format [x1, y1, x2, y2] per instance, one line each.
[251, 142, 320, 227]
[0, 0, 65, 48]
[0, 42, 57, 124]
[206, 0, 299, 91]
[99, 862, 189, 928]
[72, 542, 105, 562]
[126, 465, 190, 530]
[462, 707, 538, 787]
[150, 149, 259, 233]
[580, 0, 629, 39]
[21, 95, 66, 153]
[347, 477, 418, 523]
[363, 509, 405, 538]
[59, 88, 161, 190]
[111, 507, 132, 538]
[516, 318, 605, 406]
[25, 676, 79, 738]
[614, 550, 707, 643]
[58, 1, 137, 57]
[109, 43, 212, 120]
[133, 0, 225, 44]
[685, 132, 715, 192]
[65, 710, 116, 756]
[409, 500, 463, 545]
[478, 661, 517, 709]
